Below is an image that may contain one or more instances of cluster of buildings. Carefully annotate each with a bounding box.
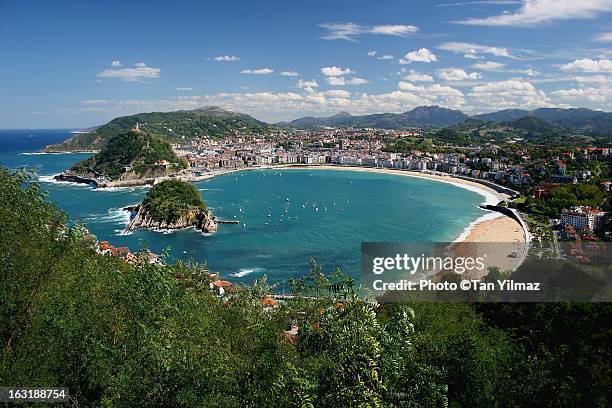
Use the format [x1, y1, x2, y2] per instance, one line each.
[96, 240, 160, 264]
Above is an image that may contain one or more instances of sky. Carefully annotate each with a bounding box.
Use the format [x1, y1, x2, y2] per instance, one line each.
[0, 0, 611, 128]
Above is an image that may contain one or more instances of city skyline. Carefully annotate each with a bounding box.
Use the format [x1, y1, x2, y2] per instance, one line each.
[1, 0, 611, 128]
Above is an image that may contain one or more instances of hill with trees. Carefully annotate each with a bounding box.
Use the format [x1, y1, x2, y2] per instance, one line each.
[44, 106, 267, 152]
[126, 179, 217, 233]
[64, 130, 185, 181]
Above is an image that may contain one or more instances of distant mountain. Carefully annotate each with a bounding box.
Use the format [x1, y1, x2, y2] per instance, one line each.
[283, 106, 612, 134]
[473, 109, 530, 122]
[476, 108, 612, 133]
[439, 116, 566, 145]
[44, 106, 267, 152]
[278, 106, 469, 129]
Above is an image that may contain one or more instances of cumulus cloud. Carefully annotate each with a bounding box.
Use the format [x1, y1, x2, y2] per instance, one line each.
[324, 89, 351, 98]
[321, 66, 354, 76]
[551, 86, 611, 104]
[438, 42, 512, 58]
[319, 22, 418, 41]
[97, 62, 160, 82]
[399, 48, 437, 64]
[456, 0, 612, 26]
[468, 79, 553, 110]
[280, 71, 300, 77]
[176, 87, 193, 91]
[326, 76, 369, 86]
[377, 54, 395, 60]
[212, 55, 240, 62]
[559, 58, 612, 73]
[296, 79, 319, 93]
[240, 68, 274, 74]
[367, 50, 377, 56]
[111, 60, 122, 67]
[403, 70, 434, 82]
[471, 61, 506, 71]
[437, 68, 482, 81]
[397, 81, 465, 108]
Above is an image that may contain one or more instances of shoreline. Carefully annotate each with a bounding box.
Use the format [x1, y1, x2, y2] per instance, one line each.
[46, 163, 528, 250]
[269, 165, 527, 246]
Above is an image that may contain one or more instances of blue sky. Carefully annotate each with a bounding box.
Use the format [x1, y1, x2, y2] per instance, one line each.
[0, 0, 611, 128]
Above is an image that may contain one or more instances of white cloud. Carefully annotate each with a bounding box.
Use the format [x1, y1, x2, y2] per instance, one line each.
[321, 66, 354, 76]
[397, 81, 465, 108]
[370, 25, 420, 36]
[213, 55, 240, 62]
[403, 70, 434, 82]
[468, 79, 553, 110]
[594, 32, 612, 42]
[296, 79, 319, 93]
[97, 62, 160, 82]
[176, 87, 193, 91]
[240, 68, 274, 75]
[325, 76, 369, 86]
[437, 68, 482, 81]
[559, 58, 612, 73]
[280, 71, 300, 77]
[573, 75, 610, 83]
[324, 89, 351, 98]
[471, 61, 506, 71]
[377, 54, 395, 60]
[551, 86, 612, 103]
[438, 42, 512, 58]
[367, 50, 377, 56]
[319, 22, 418, 41]
[456, 0, 612, 26]
[399, 48, 437, 64]
[111, 60, 122, 67]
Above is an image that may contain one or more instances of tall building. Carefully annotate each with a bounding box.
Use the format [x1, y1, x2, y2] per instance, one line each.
[560, 206, 606, 231]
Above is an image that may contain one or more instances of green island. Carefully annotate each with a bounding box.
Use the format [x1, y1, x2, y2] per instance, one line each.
[1, 166, 610, 407]
[43, 106, 267, 152]
[55, 130, 186, 184]
[125, 179, 217, 233]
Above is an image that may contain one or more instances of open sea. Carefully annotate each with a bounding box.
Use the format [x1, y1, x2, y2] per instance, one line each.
[0, 129, 491, 285]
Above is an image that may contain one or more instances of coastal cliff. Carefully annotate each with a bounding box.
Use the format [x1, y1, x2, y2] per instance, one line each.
[125, 204, 217, 233]
[125, 179, 218, 233]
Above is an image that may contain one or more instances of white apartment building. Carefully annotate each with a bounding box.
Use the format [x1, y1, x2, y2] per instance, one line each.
[561, 206, 606, 231]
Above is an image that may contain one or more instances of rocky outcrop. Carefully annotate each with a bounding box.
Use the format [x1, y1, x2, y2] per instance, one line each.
[124, 205, 218, 233]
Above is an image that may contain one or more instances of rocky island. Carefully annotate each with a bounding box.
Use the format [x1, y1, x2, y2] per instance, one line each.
[54, 130, 186, 187]
[125, 179, 218, 233]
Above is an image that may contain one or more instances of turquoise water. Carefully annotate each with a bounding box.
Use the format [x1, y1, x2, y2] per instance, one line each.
[1, 131, 488, 285]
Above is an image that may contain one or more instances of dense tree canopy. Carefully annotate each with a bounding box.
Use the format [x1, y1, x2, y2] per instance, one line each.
[0, 167, 610, 407]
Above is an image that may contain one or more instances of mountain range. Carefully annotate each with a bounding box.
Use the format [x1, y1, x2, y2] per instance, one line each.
[279, 106, 612, 134]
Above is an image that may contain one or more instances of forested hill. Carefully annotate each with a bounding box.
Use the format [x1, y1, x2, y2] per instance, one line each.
[68, 130, 185, 181]
[44, 106, 267, 152]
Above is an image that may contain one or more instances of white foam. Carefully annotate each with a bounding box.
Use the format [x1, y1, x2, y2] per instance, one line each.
[38, 174, 90, 187]
[230, 267, 264, 278]
[452, 211, 503, 243]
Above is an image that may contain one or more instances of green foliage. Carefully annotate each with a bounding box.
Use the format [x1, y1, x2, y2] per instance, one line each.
[1, 167, 610, 407]
[71, 131, 185, 180]
[527, 183, 606, 217]
[142, 179, 207, 223]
